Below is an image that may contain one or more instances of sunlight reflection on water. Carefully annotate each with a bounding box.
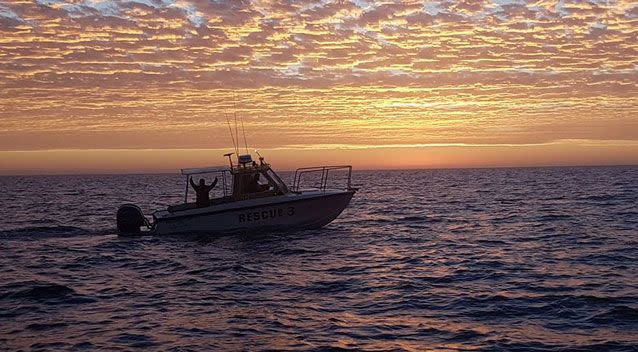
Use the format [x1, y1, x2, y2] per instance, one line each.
[0, 166, 637, 350]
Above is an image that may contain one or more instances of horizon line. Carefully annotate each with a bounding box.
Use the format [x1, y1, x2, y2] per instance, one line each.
[2, 138, 638, 153]
[2, 163, 636, 177]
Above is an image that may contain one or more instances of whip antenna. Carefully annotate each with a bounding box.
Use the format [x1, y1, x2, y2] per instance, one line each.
[233, 102, 240, 157]
[240, 113, 248, 154]
[225, 110, 238, 156]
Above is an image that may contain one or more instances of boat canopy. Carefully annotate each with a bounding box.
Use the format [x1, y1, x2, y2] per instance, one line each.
[181, 166, 229, 176]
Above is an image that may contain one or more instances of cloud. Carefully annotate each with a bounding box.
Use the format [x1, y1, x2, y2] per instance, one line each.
[0, 0, 636, 154]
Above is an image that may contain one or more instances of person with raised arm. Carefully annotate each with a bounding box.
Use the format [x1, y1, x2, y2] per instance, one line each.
[189, 177, 218, 208]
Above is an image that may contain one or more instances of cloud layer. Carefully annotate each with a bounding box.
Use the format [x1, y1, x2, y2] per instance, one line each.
[1, 0, 637, 154]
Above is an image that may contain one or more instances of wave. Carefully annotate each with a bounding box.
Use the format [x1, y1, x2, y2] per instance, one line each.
[27, 322, 69, 331]
[535, 214, 572, 221]
[110, 333, 157, 348]
[398, 215, 444, 223]
[0, 225, 111, 239]
[273, 247, 325, 256]
[587, 305, 638, 325]
[304, 278, 364, 294]
[0, 280, 94, 304]
[1, 169, 637, 350]
[581, 194, 620, 202]
[486, 340, 637, 352]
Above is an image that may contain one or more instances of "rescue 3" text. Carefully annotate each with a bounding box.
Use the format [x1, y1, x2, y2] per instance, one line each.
[238, 207, 295, 223]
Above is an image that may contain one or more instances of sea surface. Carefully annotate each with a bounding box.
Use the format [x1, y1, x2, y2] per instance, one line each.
[0, 166, 637, 351]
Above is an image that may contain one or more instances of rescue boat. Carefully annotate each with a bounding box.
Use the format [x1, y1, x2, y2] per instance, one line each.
[116, 152, 356, 236]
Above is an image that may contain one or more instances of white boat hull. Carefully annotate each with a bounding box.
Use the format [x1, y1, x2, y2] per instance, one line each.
[151, 190, 355, 236]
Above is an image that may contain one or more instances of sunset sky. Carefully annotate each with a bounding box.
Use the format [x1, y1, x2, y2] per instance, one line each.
[1, 0, 637, 174]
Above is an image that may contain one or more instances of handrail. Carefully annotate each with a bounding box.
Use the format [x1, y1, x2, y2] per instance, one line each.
[292, 165, 352, 192]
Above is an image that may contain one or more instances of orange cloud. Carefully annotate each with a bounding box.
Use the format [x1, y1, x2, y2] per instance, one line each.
[0, 0, 636, 173]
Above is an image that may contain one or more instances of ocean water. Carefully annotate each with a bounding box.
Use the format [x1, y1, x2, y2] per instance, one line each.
[0, 166, 637, 351]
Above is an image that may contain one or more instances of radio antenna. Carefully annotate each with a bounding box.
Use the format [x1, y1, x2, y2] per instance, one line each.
[225, 110, 237, 156]
[240, 113, 248, 154]
[232, 102, 240, 157]
[233, 95, 248, 155]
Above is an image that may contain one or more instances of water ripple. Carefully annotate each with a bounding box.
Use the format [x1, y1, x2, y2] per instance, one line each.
[0, 167, 637, 350]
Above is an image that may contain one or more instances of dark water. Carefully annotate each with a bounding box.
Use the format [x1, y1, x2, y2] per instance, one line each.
[1, 167, 637, 351]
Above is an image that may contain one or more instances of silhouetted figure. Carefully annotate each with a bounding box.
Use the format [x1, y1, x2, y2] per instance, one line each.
[190, 177, 218, 208]
[248, 173, 260, 193]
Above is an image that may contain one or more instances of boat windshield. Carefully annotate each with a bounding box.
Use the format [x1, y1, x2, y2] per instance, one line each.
[265, 168, 289, 194]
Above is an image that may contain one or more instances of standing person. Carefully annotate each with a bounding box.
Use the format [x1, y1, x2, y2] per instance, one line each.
[189, 177, 218, 208]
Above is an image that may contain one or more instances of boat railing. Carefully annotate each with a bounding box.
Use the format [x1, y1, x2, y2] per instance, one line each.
[292, 165, 353, 192]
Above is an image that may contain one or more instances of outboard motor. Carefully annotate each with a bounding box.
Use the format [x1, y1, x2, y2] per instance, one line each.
[116, 204, 149, 235]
